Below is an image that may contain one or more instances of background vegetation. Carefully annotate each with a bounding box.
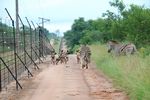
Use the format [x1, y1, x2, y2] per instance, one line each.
[64, 0, 150, 99]
[64, 0, 150, 54]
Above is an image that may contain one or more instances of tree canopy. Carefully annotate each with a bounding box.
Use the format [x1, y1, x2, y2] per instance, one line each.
[64, 0, 150, 51]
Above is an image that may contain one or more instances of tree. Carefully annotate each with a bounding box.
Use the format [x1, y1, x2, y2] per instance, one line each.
[64, 0, 150, 50]
[122, 5, 150, 46]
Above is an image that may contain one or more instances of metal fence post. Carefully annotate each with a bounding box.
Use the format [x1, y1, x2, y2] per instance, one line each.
[25, 17, 32, 62]
[0, 61, 1, 91]
[39, 26, 43, 58]
[5, 8, 18, 90]
[18, 15, 26, 66]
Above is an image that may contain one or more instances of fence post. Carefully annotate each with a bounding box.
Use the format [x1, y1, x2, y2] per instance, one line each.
[5, 8, 18, 90]
[0, 25, 4, 91]
[0, 19, 3, 91]
[39, 26, 43, 58]
[0, 63, 1, 91]
[25, 17, 32, 62]
[18, 15, 26, 67]
[0, 60, 1, 91]
[31, 21, 36, 60]
[31, 21, 43, 63]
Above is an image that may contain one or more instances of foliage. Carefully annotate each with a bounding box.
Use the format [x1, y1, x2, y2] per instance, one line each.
[64, 17, 89, 49]
[122, 5, 150, 47]
[64, 0, 150, 53]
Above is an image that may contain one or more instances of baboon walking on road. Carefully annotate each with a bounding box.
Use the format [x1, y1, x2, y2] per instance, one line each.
[50, 51, 56, 65]
[80, 44, 91, 69]
[76, 50, 81, 64]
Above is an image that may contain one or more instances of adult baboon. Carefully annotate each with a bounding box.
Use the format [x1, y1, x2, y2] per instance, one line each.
[80, 44, 91, 69]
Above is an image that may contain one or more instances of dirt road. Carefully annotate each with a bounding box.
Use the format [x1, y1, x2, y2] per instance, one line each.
[0, 55, 128, 100]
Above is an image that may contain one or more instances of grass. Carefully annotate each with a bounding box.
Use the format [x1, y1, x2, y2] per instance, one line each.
[90, 43, 150, 100]
[52, 39, 60, 54]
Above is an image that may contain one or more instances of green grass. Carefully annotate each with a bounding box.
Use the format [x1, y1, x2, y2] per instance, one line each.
[90, 44, 150, 100]
[52, 39, 60, 54]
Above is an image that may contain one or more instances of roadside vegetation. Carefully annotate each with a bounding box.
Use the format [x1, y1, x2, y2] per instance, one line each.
[90, 43, 150, 100]
[64, 0, 150, 99]
[53, 37, 62, 54]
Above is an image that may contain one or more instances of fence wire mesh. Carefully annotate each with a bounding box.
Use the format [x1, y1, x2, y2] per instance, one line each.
[0, 11, 53, 91]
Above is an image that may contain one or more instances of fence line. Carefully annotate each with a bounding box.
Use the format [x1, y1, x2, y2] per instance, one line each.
[0, 8, 53, 91]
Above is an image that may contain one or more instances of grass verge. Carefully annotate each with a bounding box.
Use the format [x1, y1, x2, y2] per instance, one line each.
[90, 43, 150, 100]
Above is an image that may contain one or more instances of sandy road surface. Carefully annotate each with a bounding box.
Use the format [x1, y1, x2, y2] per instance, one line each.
[0, 55, 128, 100]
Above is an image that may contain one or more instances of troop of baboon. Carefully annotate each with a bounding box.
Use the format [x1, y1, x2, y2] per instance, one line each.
[50, 44, 91, 69]
[50, 49, 69, 65]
